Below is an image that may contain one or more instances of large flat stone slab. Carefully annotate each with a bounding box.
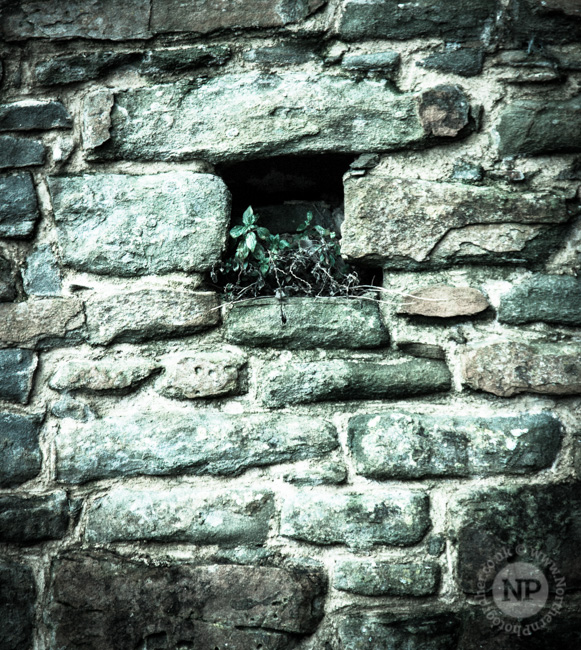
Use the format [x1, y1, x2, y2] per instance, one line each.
[0, 412, 42, 488]
[0, 173, 39, 238]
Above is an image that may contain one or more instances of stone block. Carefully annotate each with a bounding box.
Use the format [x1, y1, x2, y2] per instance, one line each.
[0, 412, 42, 487]
[0, 491, 70, 543]
[510, 0, 581, 44]
[22, 244, 62, 297]
[85, 486, 274, 545]
[341, 51, 400, 75]
[261, 358, 451, 407]
[0, 560, 35, 650]
[281, 489, 430, 547]
[48, 173, 231, 276]
[0, 349, 38, 404]
[50, 358, 158, 393]
[224, 297, 389, 349]
[0, 255, 16, 301]
[334, 560, 440, 596]
[243, 43, 319, 66]
[0, 136, 45, 169]
[51, 395, 93, 422]
[398, 285, 490, 317]
[140, 45, 231, 75]
[283, 457, 348, 486]
[0, 173, 39, 237]
[0, 101, 71, 131]
[348, 412, 562, 479]
[417, 85, 472, 138]
[461, 341, 581, 397]
[56, 409, 338, 483]
[418, 47, 484, 77]
[34, 52, 139, 85]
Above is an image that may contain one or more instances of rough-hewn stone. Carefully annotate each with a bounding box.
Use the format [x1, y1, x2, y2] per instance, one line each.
[85, 486, 274, 545]
[0, 560, 35, 650]
[0, 173, 39, 237]
[417, 85, 472, 137]
[283, 458, 348, 486]
[84, 289, 219, 344]
[334, 560, 440, 596]
[47, 555, 326, 650]
[224, 297, 389, 349]
[22, 244, 62, 297]
[87, 76, 474, 163]
[419, 47, 484, 77]
[398, 285, 490, 318]
[281, 489, 430, 547]
[348, 412, 562, 479]
[0, 492, 69, 543]
[510, 0, 581, 44]
[0, 101, 71, 131]
[498, 275, 581, 325]
[341, 51, 400, 75]
[48, 173, 230, 276]
[0, 349, 38, 404]
[56, 409, 338, 483]
[81, 90, 114, 150]
[0, 412, 42, 488]
[0, 136, 45, 169]
[50, 358, 158, 393]
[243, 43, 320, 66]
[51, 395, 93, 422]
[141, 45, 231, 75]
[461, 341, 581, 397]
[34, 52, 139, 85]
[0, 255, 16, 301]
[261, 358, 451, 407]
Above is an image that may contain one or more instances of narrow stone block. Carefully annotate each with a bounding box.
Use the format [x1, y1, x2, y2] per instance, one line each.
[50, 358, 158, 393]
[0, 136, 45, 169]
[341, 51, 400, 75]
[0, 101, 72, 131]
[398, 285, 490, 317]
[334, 560, 440, 596]
[418, 48, 484, 77]
[22, 244, 62, 297]
[0, 173, 39, 237]
[0, 492, 69, 543]
[0, 412, 42, 487]
[0, 255, 17, 301]
[0, 560, 35, 650]
[0, 349, 38, 404]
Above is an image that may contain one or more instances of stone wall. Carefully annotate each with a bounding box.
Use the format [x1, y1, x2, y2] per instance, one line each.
[1, 1, 581, 648]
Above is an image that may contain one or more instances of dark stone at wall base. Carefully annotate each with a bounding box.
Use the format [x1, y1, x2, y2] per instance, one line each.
[0, 492, 70, 543]
[0, 560, 35, 650]
[0, 412, 42, 488]
[0, 172, 40, 237]
[0, 349, 38, 404]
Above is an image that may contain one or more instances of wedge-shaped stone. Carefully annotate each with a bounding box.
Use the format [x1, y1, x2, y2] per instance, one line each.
[56, 409, 338, 483]
[87, 76, 473, 163]
[334, 560, 440, 596]
[0, 101, 71, 131]
[85, 486, 274, 545]
[0, 173, 39, 237]
[0, 492, 70, 543]
[48, 173, 230, 276]
[348, 412, 562, 479]
[0, 412, 42, 488]
[50, 358, 158, 393]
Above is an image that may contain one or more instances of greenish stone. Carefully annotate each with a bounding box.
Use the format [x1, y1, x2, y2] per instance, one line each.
[0, 173, 39, 237]
[224, 297, 389, 349]
[418, 48, 484, 77]
[261, 358, 451, 407]
[0, 101, 71, 131]
[0, 412, 42, 488]
[85, 486, 274, 545]
[56, 409, 338, 483]
[22, 244, 62, 297]
[498, 275, 581, 325]
[341, 51, 400, 75]
[281, 489, 430, 548]
[0, 136, 45, 169]
[334, 560, 440, 596]
[348, 412, 562, 479]
[0, 560, 35, 650]
[0, 349, 37, 404]
[283, 457, 348, 486]
[0, 492, 70, 543]
[48, 173, 230, 276]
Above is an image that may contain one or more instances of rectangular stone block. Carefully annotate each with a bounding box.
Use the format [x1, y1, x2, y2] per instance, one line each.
[48, 173, 230, 276]
[0, 349, 37, 404]
[334, 560, 440, 596]
[224, 297, 389, 349]
[0, 173, 39, 238]
[85, 486, 274, 545]
[0, 492, 70, 543]
[0, 560, 35, 650]
[0, 412, 42, 488]
[348, 412, 562, 479]
[56, 409, 338, 483]
[281, 489, 430, 548]
[0, 255, 16, 301]
[34, 51, 139, 85]
[0, 136, 45, 169]
[22, 245, 62, 297]
[0, 101, 71, 131]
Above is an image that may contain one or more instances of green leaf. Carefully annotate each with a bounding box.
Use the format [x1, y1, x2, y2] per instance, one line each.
[245, 231, 257, 252]
[229, 225, 246, 238]
[242, 206, 255, 226]
[296, 212, 313, 232]
[314, 225, 327, 236]
[256, 227, 271, 240]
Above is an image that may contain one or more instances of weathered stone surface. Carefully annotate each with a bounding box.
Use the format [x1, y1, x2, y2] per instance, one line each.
[50, 358, 158, 393]
[397, 342, 446, 360]
[0, 412, 42, 487]
[0, 491, 69, 543]
[348, 412, 562, 479]
[261, 358, 451, 407]
[0, 298, 84, 348]
[334, 560, 440, 596]
[0, 349, 38, 404]
[0, 173, 39, 237]
[2, 0, 151, 41]
[342, 174, 571, 267]
[141, 45, 231, 75]
[48, 173, 230, 276]
[51, 395, 92, 422]
[243, 43, 319, 66]
[47, 555, 326, 650]
[417, 85, 472, 137]
[0, 560, 35, 650]
[56, 409, 338, 483]
[224, 297, 389, 349]
[156, 350, 246, 399]
[87, 76, 474, 163]
[0, 255, 16, 301]
[455, 484, 581, 592]
[85, 486, 274, 545]
[281, 489, 430, 547]
[0, 101, 71, 131]
[536, 0, 581, 17]
[510, 0, 581, 44]
[335, 0, 497, 40]
[0, 136, 45, 169]
[497, 97, 581, 156]
[34, 51, 139, 85]
[419, 48, 484, 77]
[22, 244, 62, 297]
[283, 458, 348, 486]
[498, 275, 581, 325]
[461, 341, 581, 397]
[84, 289, 219, 344]
[398, 285, 490, 318]
[341, 51, 400, 75]
[452, 159, 484, 182]
[81, 90, 114, 150]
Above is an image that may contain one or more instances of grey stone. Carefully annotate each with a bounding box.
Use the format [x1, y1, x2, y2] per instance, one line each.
[419, 48, 484, 77]
[341, 51, 400, 75]
[224, 297, 389, 349]
[510, 0, 581, 44]
[2, 0, 151, 41]
[51, 395, 92, 421]
[0, 349, 38, 404]
[261, 358, 451, 407]
[398, 285, 490, 317]
[34, 51, 139, 85]
[87, 76, 474, 164]
[0, 100, 72, 131]
[0, 491, 70, 543]
[84, 289, 219, 345]
[0, 412, 42, 487]
[428, 534, 446, 556]
[283, 458, 348, 486]
[48, 173, 231, 276]
[498, 275, 581, 326]
[243, 43, 320, 66]
[0, 136, 45, 169]
[397, 342, 446, 360]
[0, 173, 39, 237]
[56, 409, 338, 483]
[85, 486, 274, 545]
[141, 45, 231, 75]
[342, 173, 572, 267]
[334, 560, 440, 596]
[22, 244, 62, 297]
[452, 159, 484, 182]
[348, 412, 562, 479]
[0, 560, 35, 650]
[81, 90, 114, 150]
[50, 358, 158, 393]
[281, 489, 430, 547]
[0, 255, 17, 301]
